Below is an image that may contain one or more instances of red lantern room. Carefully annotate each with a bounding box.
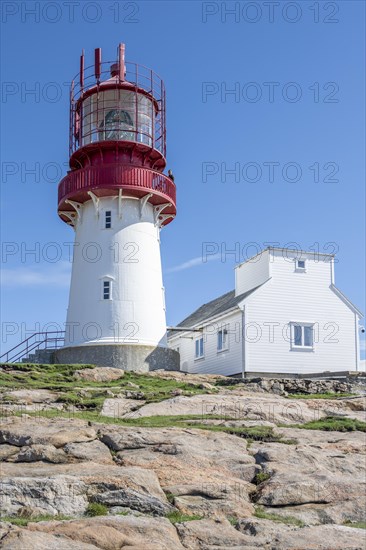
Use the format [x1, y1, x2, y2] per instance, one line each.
[58, 44, 176, 227]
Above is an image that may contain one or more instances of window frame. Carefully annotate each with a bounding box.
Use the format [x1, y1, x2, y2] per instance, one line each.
[105, 210, 112, 229]
[102, 279, 112, 301]
[295, 259, 306, 272]
[217, 327, 229, 352]
[290, 322, 314, 351]
[194, 336, 204, 360]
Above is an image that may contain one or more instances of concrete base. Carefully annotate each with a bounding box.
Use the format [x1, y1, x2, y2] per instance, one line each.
[54, 344, 180, 372]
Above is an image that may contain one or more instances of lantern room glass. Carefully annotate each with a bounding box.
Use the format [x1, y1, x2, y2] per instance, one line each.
[81, 89, 154, 147]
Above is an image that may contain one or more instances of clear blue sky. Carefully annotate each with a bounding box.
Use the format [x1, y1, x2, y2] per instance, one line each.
[1, 1, 365, 358]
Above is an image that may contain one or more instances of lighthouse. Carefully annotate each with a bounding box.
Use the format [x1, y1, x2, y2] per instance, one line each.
[55, 44, 179, 372]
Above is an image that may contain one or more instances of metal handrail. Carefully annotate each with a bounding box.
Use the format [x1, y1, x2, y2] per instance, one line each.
[70, 60, 166, 157]
[7, 337, 65, 364]
[0, 331, 65, 363]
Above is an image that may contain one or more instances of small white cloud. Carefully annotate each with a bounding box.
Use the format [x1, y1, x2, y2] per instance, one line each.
[166, 253, 221, 274]
[1, 261, 71, 287]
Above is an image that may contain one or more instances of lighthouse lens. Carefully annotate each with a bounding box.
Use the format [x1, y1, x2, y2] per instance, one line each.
[81, 89, 154, 147]
[99, 109, 134, 140]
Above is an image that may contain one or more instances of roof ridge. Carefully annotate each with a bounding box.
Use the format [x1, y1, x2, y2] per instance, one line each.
[176, 289, 235, 328]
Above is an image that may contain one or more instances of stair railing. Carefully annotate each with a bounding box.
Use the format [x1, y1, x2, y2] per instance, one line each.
[0, 331, 65, 363]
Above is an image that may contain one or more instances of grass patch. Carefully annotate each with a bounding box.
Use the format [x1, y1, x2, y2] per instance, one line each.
[6, 407, 297, 445]
[227, 516, 238, 526]
[0, 514, 71, 526]
[253, 472, 271, 485]
[55, 390, 106, 411]
[287, 392, 355, 400]
[85, 503, 108, 517]
[254, 506, 305, 527]
[343, 521, 366, 529]
[165, 511, 202, 524]
[294, 416, 366, 432]
[0, 363, 215, 404]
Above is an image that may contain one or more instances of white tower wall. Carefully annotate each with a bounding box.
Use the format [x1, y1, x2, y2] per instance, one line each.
[64, 196, 167, 349]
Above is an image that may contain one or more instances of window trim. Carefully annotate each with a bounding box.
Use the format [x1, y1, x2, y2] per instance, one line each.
[217, 328, 229, 353]
[102, 279, 112, 301]
[105, 210, 112, 229]
[295, 259, 306, 272]
[194, 336, 204, 360]
[290, 322, 314, 351]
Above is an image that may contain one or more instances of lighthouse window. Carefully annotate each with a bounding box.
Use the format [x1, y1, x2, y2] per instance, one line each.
[81, 90, 153, 147]
[103, 280, 111, 300]
[105, 211, 112, 229]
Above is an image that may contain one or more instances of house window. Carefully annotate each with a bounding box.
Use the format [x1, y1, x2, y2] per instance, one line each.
[291, 323, 314, 350]
[217, 328, 228, 351]
[103, 280, 111, 300]
[195, 337, 204, 359]
[295, 259, 306, 272]
[105, 211, 112, 229]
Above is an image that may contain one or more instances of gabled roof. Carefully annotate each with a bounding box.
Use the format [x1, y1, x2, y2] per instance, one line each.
[171, 285, 261, 332]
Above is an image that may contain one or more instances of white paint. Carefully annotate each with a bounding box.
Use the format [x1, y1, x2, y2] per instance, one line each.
[235, 249, 270, 296]
[169, 248, 362, 375]
[64, 197, 168, 348]
[170, 310, 243, 376]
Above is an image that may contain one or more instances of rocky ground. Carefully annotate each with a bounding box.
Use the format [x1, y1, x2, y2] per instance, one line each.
[0, 363, 365, 549]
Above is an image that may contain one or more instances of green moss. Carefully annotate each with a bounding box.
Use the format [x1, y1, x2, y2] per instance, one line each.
[343, 521, 366, 529]
[55, 391, 106, 411]
[254, 506, 305, 527]
[0, 364, 214, 403]
[85, 503, 108, 517]
[287, 393, 354, 399]
[253, 472, 271, 485]
[6, 407, 297, 445]
[165, 511, 202, 524]
[294, 416, 366, 432]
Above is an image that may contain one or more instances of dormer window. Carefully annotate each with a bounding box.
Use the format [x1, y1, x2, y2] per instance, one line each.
[295, 259, 306, 272]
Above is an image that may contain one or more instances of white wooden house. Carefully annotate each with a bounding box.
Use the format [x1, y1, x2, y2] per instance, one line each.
[168, 248, 362, 376]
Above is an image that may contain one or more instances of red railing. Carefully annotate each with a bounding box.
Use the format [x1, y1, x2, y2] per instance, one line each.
[70, 60, 166, 157]
[58, 164, 176, 208]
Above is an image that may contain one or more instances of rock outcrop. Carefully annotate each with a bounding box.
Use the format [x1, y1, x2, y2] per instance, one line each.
[0, 367, 365, 549]
[73, 367, 124, 382]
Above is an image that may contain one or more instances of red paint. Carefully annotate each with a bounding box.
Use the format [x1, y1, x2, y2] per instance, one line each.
[94, 47, 101, 80]
[58, 164, 176, 226]
[58, 43, 175, 226]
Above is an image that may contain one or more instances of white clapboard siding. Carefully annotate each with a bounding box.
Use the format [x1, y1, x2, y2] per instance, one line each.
[243, 251, 358, 374]
[169, 311, 243, 376]
[235, 249, 270, 296]
[168, 248, 360, 375]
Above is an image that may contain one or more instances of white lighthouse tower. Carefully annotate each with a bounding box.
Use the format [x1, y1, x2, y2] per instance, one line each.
[56, 44, 179, 371]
